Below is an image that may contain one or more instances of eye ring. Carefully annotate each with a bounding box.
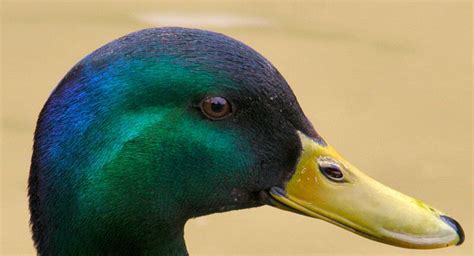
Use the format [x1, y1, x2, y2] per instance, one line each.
[317, 157, 345, 183]
[199, 96, 233, 120]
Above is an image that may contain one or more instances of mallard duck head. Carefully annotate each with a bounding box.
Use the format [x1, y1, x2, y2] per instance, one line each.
[29, 27, 464, 254]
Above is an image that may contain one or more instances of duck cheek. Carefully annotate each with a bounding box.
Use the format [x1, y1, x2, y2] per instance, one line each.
[180, 147, 259, 215]
[251, 133, 303, 190]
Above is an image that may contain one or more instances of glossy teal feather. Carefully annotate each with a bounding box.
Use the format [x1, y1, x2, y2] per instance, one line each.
[30, 27, 306, 254]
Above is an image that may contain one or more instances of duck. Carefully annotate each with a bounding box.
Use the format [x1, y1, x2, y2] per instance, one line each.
[29, 27, 464, 255]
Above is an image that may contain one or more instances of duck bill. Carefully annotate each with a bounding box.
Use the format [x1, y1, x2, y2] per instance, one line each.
[269, 132, 464, 249]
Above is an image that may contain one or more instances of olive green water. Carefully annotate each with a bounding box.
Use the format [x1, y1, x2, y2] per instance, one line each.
[1, 1, 472, 255]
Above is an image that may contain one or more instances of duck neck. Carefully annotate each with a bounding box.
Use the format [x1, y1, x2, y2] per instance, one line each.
[43, 218, 188, 255]
[150, 237, 188, 255]
[97, 221, 189, 255]
[140, 226, 188, 255]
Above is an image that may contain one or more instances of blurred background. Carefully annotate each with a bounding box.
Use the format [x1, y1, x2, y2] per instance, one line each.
[1, 1, 472, 255]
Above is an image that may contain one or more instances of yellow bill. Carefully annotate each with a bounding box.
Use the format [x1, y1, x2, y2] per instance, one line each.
[269, 132, 464, 249]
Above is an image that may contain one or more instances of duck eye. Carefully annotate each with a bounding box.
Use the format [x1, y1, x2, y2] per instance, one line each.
[200, 96, 232, 120]
[317, 157, 345, 182]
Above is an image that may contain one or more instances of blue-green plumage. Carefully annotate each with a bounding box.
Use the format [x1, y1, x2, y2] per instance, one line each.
[29, 27, 318, 254]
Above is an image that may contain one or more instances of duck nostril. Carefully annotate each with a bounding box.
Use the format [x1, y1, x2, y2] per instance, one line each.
[320, 166, 344, 182]
[317, 157, 345, 183]
[440, 215, 465, 245]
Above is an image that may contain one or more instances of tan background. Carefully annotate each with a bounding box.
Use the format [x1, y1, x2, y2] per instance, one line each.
[1, 1, 472, 255]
